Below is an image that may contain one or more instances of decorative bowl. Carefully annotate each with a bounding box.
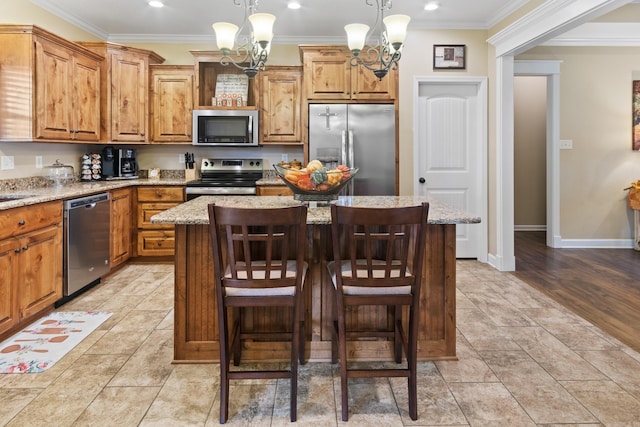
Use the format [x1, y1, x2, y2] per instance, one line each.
[273, 164, 358, 202]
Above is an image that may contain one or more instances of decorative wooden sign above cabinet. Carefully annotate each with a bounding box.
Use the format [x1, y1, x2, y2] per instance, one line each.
[79, 42, 165, 144]
[0, 25, 103, 143]
[190, 51, 260, 110]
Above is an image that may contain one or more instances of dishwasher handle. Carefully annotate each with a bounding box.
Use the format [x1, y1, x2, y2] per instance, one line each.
[64, 193, 110, 210]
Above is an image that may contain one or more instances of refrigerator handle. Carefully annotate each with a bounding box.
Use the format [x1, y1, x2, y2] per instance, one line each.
[347, 130, 355, 196]
[341, 130, 347, 165]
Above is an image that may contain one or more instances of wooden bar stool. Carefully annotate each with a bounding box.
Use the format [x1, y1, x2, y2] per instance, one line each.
[207, 204, 308, 423]
[328, 202, 429, 421]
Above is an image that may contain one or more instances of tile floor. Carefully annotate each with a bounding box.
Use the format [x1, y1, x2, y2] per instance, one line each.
[1, 261, 640, 426]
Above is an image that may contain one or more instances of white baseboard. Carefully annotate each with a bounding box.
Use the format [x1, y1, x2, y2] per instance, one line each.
[559, 239, 635, 249]
[514, 225, 547, 232]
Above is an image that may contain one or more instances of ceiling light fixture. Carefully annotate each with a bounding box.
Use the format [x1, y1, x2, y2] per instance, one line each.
[345, 0, 410, 81]
[287, 1, 301, 10]
[212, 0, 276, 79]
[424, 2, 438, 11]
[148, 1, 164, 7]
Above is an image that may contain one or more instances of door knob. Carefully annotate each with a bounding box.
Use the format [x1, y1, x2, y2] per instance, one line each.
[419, 177, 426, 184]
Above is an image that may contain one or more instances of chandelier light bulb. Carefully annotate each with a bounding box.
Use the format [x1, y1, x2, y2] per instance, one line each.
[249, 13, 276, 44]
[383, 14, 410, 46]
[212, 22, 239, 51]
[345, 23, 370, 54]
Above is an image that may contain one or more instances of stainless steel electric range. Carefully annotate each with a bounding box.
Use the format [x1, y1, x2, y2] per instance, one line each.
[185, 158, 264, 200]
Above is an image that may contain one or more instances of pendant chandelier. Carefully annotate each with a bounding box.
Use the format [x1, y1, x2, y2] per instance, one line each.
[212, 0, 275, 79]
[345, 0, 410, 81]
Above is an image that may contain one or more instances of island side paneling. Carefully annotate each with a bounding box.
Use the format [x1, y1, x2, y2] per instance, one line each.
[173, 222, 457, 363]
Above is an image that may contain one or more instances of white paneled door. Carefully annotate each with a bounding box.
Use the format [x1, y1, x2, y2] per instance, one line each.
[414, 77, 487, 260]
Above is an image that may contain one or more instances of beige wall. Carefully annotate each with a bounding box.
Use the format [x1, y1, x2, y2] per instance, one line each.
[398, 29, 489, 195]
[518, 46, 640, 239]
[514, 76, 546, 228]
[0, 0, 100, 41]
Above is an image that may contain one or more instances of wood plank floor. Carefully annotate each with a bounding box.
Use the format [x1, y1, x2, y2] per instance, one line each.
[513, 231, 640, 353]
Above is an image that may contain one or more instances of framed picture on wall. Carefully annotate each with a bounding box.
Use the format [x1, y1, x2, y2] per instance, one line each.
[433, 45, 466, 70]
[633, 80, 640, 150]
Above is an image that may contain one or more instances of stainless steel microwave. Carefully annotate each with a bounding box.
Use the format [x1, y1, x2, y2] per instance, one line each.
[192, 109, 259, 146]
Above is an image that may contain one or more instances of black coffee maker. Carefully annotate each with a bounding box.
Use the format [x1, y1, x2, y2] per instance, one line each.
[101, 147, 137, 178]
[102, 146, 116, 178]
[117, 148, 138, 177]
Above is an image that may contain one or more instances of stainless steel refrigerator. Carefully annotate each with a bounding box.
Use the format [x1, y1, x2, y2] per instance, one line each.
[308, 104, 396, 195]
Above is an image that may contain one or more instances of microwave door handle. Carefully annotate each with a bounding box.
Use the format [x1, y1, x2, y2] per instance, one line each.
[247, 115, 253, 143]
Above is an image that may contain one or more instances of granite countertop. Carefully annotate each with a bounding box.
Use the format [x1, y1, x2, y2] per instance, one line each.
[151, 195, 481, 225]
[0, 177, 187, 211]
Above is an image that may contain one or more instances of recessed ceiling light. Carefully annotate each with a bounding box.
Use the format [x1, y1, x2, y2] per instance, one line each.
[148, 1, 164, 7]
[287, 1, 301, 9]
[424, 2, 438, 11]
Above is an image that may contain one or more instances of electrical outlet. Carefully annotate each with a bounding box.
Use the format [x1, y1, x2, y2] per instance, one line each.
[178, 154, 185, 164]
[35, 155, 43, 169]
[281, 153, 288, 162]
[1, 155, 14, 170]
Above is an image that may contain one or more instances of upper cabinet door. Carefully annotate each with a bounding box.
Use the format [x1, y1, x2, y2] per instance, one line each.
[110, 51, 148, 142]
[304, 53, 351, 100]
[71, 52, 101, 142]
[150, 66, 194, 143]
[260, 68, 302, 144]
[34, 39, 73, 140]
[351, 63, 396, 101]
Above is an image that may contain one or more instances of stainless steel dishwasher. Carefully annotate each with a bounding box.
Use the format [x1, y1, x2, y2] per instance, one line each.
[63, 193, 111, 297]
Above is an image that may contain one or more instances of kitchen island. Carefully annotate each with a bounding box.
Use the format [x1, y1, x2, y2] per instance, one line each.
[152, 195, 480, 363]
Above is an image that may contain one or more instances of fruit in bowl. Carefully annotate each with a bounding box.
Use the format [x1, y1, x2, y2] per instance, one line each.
[273, 160, 356, 196]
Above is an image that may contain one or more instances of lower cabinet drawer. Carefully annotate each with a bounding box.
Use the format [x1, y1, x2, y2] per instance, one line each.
[137, 230, 175, 256]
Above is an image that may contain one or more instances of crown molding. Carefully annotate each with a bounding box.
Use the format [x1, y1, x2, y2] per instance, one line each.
[31, 0, 109, 40]
[488, 0, 633, 56]
[544, 22, 640, 46]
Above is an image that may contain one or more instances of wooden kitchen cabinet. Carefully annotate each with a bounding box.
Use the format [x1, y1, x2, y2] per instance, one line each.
[110, 188, 132, 268]
[150, 65, 194, 143]
[0, 25, 102, 143]
[79, 42, 165, 143]
[0, 201, 63, 338]
[256, 185, 294, 196]
[260, 67, 302, 144]
[299, 45, 396, 101]
[135, 186, 185, 257]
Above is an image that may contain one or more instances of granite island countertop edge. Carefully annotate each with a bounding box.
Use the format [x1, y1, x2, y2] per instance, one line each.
[151, 195, 481, 225]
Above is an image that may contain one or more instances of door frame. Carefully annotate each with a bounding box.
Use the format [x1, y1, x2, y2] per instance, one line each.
[412, 76, 488, 263]
[514, 60, 563, 248]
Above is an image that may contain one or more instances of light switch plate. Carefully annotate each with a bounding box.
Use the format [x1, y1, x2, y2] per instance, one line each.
[36, 155, 43, 168]
[1, 155, 14, 170]
[281, 154, 288, 162]
[560, 139, 573, 150]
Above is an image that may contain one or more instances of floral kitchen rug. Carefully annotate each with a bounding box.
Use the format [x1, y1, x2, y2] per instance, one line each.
[0, 311, 112, 373]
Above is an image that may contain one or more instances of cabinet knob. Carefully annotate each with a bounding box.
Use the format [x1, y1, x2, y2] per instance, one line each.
[156, 191, 163, 198]
[14, 248, 21, 254]
[22, 245, 28, 251]
[141, 132, 145, 137]
[18, 220, 25, 226]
